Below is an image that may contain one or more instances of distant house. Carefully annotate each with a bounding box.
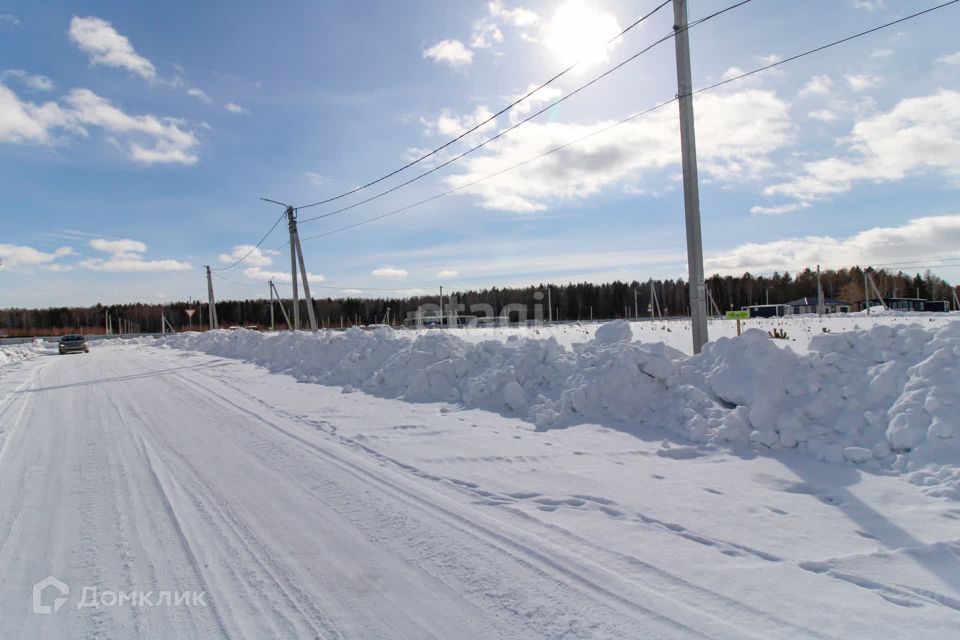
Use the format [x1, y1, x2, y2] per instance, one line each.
[741, 304, 791, 318]
[861, 297, 949, 312]
[924, 300, 950, 312]
[786, 297, 851, 315]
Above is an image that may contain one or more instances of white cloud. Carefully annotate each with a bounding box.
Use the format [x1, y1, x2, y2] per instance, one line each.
[749, 202, 811, 216]
[2, 69, 53, 91]
[544, 0, 622, 68]
[722, 66, 747, 81]
[423, 39, 474, 68]
[489, 1, 538, 27]
[90, 238, 145, 254]
[808, 109, 838, 122]
[186, 87, 212, 103]
[0, 83, 199, 164]
[437, 269, 460, 278]
[706, 215, 960, 275]
[766, 89, 960, 202]
[80, 238, 191, 272]
[0, 244, 73, 268]
[846, 74, 883, 92]
[470, 20, 503, 49]
[0, 14, 19, 26]
[224, 102, 249, 114]
[471, 1, 537, 49]
[870, 48, 893, 59]
[372, 266, 408, 278]
[219, 245, 274, 267]
[424, 105, 497, 139]
[507, 84, 562, 124]
[445, 89, 792, 212]
[799, 74, 833, 97]
[851, 0, 884, 10]
[64, 88, 199, 164]
[69, 16, 156, 81]
[936, 51, 960, 65]
[0, 82, 74, 144]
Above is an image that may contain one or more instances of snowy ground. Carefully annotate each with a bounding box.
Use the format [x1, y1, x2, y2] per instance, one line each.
[0, 316, 958, 639]
[443, 312, 960, 354]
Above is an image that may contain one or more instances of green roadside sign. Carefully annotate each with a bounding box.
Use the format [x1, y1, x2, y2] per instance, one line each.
[726, 311, 750, 320]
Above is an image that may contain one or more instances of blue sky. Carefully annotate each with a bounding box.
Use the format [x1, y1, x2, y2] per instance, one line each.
[1, 0, 959, 307]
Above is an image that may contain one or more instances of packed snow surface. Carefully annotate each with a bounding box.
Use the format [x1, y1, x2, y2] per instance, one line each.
[2, 331, 959, 638]
[166, 318, 960, 497]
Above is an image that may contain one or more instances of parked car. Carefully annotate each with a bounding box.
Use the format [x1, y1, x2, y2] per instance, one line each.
[58, 335, 89, 354]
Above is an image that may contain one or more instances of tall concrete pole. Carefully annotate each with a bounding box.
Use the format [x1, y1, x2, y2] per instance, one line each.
[269, 280, 275, 331]
[286, 206, 301, 330]
[205, 265, 219, 330]
[672, 0, 708, 353]
[291, 221, 318, 331]
[271, 281, 292, 330]
[817, 264, 824, 316]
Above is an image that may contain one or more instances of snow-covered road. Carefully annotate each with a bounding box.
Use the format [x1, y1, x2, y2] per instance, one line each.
[1, 343, 958, 639]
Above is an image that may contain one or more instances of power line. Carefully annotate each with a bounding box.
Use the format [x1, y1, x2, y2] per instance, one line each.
[297, 99, 677, 244]
[211, 271, 269, 288]
[293, 0, 674, 212]
[693, 0, 959, 96]
[210, 210, 288, 272]
[296, 0, 958, 245]
[296, 0, 754, 225]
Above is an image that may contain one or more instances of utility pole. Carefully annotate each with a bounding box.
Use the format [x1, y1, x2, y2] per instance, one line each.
[205, 265, 219, 330]
[269, 280, 275, 331]
[547, 287, 552, 324]
[439, 286, 443, 327]
[634, 289, 638, 320]
[270, 280, 292, 330]
[288, 210, 300, 330]
[288, 206, 318, 331]
[863, 268, 870, 314]
[672, 0, 708, 353]
[817, 264, 824, 316]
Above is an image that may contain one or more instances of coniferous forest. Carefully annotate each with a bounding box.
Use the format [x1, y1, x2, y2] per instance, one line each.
[1, 266, 955, 337]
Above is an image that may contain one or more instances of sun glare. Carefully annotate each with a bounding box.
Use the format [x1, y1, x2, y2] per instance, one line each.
[544, 0, 623, 68]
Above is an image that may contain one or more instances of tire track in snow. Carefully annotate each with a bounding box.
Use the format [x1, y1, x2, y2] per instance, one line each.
[184, 362, 840, 639]
[170, 364, 778, 640]
[137, 432, 343, 638]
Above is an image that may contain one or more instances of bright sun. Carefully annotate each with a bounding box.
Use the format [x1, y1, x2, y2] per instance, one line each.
[544, 0, 623, 68]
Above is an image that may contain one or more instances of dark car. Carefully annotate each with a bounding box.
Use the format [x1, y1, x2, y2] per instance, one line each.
[58, 334, 89, 354]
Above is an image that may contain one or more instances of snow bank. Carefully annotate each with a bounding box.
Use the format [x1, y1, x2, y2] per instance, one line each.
[0, 340, 55, 367]
[164, 320, 960, 497]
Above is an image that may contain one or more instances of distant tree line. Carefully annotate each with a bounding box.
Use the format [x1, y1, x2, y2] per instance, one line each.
[1, 266, 955, 336]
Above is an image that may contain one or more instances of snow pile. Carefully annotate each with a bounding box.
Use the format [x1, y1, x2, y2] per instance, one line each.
[671, 324, 960, 496]
[0, 340, 55, 367]
[164, 321, 960, 496]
